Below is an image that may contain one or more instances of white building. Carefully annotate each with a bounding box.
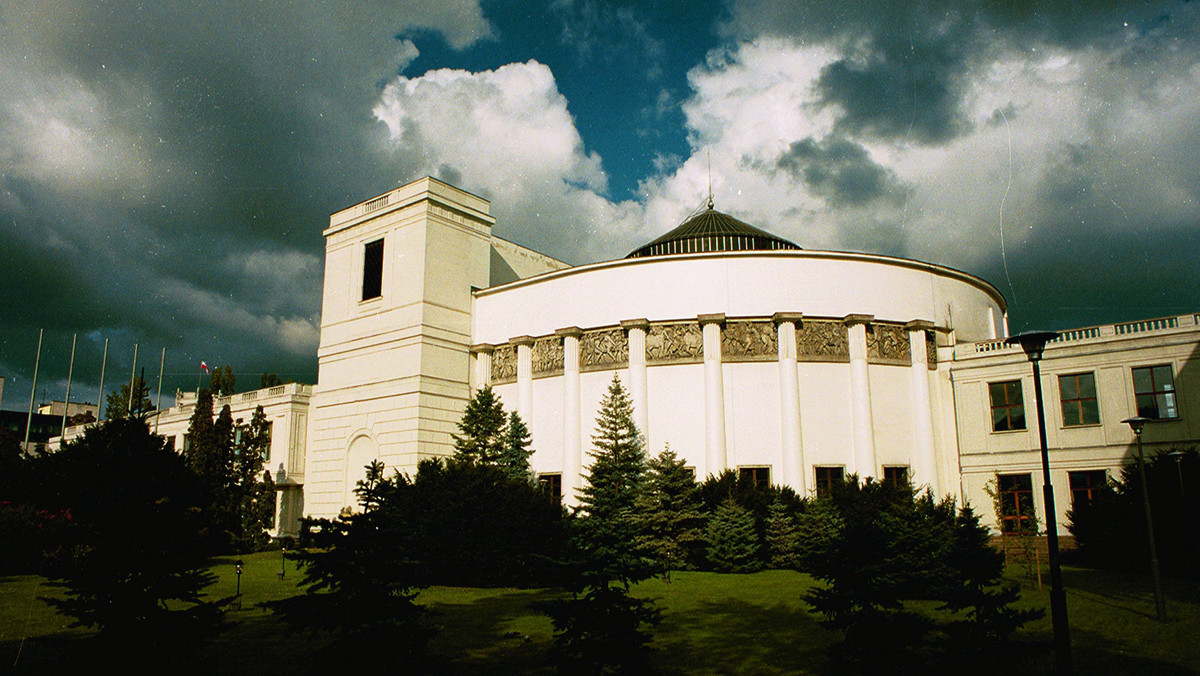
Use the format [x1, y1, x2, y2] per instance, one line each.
[301, 176, 1200, 538]
[53, 176, 1200, 539]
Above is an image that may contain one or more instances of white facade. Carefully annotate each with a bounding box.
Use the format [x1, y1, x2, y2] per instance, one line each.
[49, 177, 1200, 537]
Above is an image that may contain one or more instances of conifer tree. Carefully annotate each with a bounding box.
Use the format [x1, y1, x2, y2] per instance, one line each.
[578, 375, 645, 526]
[634, 445, 705, 579]
[453, 385, 506, 464]
[498, 410, 534, 482]
[234, 405, 275, 552]
[546, 375, 660, 674]
[103, 377, 155, 420]
[765, 499, 801, 569]
[274, 460, 435, 669]
[705, 496, 762, 573]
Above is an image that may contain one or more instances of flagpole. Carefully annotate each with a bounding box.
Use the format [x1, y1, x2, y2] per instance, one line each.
[96, 338, 108, 421]
[154, 347, 166, 433]
[127, 343, 139, 414]
[23, 329, 43, 453]
[60, 333, 77, 437]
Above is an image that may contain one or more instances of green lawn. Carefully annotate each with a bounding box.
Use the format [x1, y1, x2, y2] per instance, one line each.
[2, 554, 1198, 674]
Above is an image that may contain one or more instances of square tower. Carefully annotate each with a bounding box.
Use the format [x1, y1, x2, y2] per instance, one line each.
[306, 177, 494, 515]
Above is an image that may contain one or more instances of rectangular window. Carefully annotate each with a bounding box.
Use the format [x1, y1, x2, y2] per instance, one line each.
[537, 473, 562, 501]
[1069, 470, 1108, 507]
[814, 466, 844, 498]
[989, 380, 1026, 431]
[997, 473, 1035, 534]
[738, 466, 770, 490]
[882, 466, 909, 488]
[1132, 365, 1178, 419]
[361, 238, 384, 301]
[1059, 372, 1100, 426]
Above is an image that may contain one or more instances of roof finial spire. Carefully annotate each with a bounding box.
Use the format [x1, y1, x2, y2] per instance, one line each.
[706, 150, 714, 210]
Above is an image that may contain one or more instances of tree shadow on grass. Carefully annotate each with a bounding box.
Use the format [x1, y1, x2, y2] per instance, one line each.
[650, 597, 834, 675]
[421, 587, 566, 675]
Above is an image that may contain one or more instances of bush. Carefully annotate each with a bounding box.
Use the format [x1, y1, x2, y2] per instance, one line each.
[1068, 447, 1200, 577]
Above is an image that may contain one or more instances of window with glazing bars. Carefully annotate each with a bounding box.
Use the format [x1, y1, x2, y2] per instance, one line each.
[1059, 372, 1099, 426]
[1132, 365, 1178, 419]
[989, 380, 1026, 431]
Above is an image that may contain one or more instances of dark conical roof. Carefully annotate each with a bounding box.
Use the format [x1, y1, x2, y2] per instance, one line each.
[626, 204, 800, 258]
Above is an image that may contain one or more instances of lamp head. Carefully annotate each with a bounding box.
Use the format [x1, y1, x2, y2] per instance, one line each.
[1122, 416, 1150, 436]
[1005, 331, 1060, 362]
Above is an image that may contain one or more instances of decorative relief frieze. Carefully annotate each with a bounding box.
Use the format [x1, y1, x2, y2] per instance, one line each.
[645, 322, 703, 364]
[580, 328, 628, 371]
[721, 320, 777, 361]
[491, 344, 517, 383]
[797, 319, 849, 360]
[532, 336, 564, 377]
[867, 323, 911, 363]
[926, 331, 938, 368]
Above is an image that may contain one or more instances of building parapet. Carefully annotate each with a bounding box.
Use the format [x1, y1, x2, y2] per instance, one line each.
[955, 312, 1199, 359]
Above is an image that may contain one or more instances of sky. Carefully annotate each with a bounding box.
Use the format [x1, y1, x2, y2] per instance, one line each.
[1, 0, 1198, 412]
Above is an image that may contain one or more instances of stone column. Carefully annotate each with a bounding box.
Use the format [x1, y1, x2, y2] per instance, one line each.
[699, 313, 727, 479]
[470, 343, 494, 390]
[621, 319, 650, 444]
[906, 321, 938, 490]
[843, 315, 876, 478]
[512, 335, 535, 427]
[774, 313, 805, 492]
[555, 327, 583, 504]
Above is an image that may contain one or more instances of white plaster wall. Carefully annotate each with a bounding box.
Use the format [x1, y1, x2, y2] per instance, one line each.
[472, 252, 1004, 344]
[644, 363, 706, 468]
[870, 365, 919, 474]
[724, 361, 782, 472]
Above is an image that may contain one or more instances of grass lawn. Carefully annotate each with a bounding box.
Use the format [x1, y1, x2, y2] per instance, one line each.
[2, 554, 1199, 674]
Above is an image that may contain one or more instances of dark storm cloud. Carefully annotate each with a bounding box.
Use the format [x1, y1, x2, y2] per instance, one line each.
[725, 0, 1200, 146]
[776, 136, 903, 206]
[0, 0, 491, 406]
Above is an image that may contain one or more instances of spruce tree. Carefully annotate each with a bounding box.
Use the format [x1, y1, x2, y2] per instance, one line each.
[274, 460, 435, 669]
[453, 385, 507, 464]
[765, 499, 801, 569]
[578, 375, 645, 525]
[705, 496, 762, 573]
[634, 445, 705, 579]
[546, 375, 660, 674]
[498, 410, 534, 482]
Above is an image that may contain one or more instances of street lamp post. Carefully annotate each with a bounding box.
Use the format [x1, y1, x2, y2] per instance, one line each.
[1006, 331, 1071, 676]
[1121, 416, 1167, 622]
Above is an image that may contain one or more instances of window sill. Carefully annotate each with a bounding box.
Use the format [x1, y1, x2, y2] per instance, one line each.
[1061, 422, 1103, 429]
[990, 428, 1029, 435]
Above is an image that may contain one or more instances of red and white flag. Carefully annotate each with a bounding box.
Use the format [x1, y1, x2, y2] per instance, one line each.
[200, 361, 210, 374]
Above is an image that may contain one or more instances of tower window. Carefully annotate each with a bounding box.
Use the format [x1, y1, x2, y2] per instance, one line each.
[362, 239, 384, 301]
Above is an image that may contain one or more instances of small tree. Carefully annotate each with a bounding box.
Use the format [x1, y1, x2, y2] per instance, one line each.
[765, 499, 801, 569]
[103, 377, 155, 420]
[453, 385, 507, 464]
[546, 375, 660, 674]
[234, 405, 275, 552]
[706, 496, 762, 573]
[273, 461, 435, 669]
[634, 445, 705, 579]
[37, 418, 225, 663]
[209, 365, 236, 396]
[498, 410, 534, 482]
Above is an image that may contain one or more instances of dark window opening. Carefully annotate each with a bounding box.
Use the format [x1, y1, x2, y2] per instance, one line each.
[997, 473, 1035, 534]
[362, 238, 384, 301]
[814, 466, 844, 498]
[1132, 365, 1178, 419]
[1059, 372, 1100, 426]
[1069, 470, 1108, 507]
[882, 466, 909, 488]
[989, 380, 1026, 431]
[538, 473, 562, 501]
[739, 466, 770, 490]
